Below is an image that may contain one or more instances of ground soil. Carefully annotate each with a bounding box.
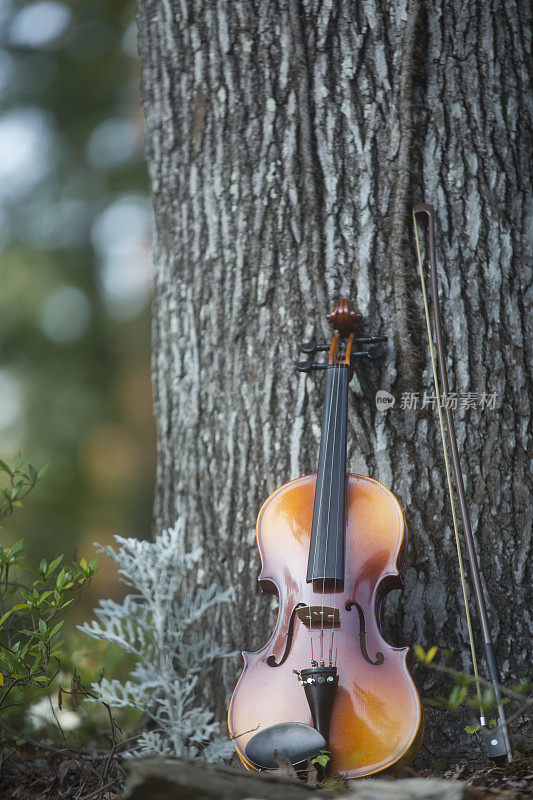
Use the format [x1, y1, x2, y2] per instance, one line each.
[0, 746, 531, 799]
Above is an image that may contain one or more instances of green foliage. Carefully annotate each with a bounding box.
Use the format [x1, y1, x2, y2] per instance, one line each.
[465, 723, 481, 735]
[416, 643, 532, 740]
[426, 684, 468, 711]
[516, 740, 527, 757]
[322, 775, 347, 789]
[414, 644, 438, 665]
[0, 539, 99, 704]
[0, 453, 49, 522]
[0, 456, 99, 714]
[466, 688, 508, 714]
[311, 749, 331, 769]
[510, 678, 532, 696]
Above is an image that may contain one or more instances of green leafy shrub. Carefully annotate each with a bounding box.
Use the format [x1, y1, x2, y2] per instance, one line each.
[414, 644, 532, 745]
[0, 453, 99, 716]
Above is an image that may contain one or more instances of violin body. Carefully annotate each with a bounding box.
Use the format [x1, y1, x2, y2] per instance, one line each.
[228, 473, 423, 777]
[228, 299, 423, 777]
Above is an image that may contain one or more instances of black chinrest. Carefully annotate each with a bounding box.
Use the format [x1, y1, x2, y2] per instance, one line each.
[244, 722, 326, 770]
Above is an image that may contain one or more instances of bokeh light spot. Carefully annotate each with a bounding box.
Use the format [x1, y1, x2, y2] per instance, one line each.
[91, 194, 152, 319]
[10, 1, 72, 48]
[121, 22, 138, 58]
[0, 108, 54, 199]
[0, 369, 23, 432]
[40, 285, 91, 344]
[87, 117, 141, 170]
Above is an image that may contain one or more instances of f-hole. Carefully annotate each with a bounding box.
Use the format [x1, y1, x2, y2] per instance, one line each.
[345, 601, 385, 666]
[267, 603, 307, 667]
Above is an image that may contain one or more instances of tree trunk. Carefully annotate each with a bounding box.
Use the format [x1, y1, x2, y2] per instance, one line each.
[137, 0, 531, 766]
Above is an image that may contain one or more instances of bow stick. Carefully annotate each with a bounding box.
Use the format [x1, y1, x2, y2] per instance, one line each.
[413, 202, 512, 762]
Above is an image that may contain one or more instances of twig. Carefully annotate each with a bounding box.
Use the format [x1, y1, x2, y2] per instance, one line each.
[59, 676, 124, 794]
[48, 690, 68, 746]
[420, 659, 533, 737]
[491, 697, 533, 731]
[99, 700, 119, 790]
[0, 717, 117, 772]
[0, 740, 23, 766]
[423, 660, 532, 704]
[76, 778, 120, 800]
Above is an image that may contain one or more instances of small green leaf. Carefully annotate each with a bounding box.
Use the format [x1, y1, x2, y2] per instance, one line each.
[49, 621, 64, 639]
[312, 750, 331, 768]
[0, 610, 13, 626]
[465, 724, 480, 735]
[425, 645, 438, 664]
[448, 685, 468, 710]
[37, 590, 53, 605]
[441, 649, 453, 661]
[38, 618, 47, 636]
[8, 540, 24, 559]
[414, 645, 426, 663]
[511, 678, 532, 695]
[0, 459, 12, 475]
[37, 463, 50, 480]
[10, 451, 23, 472]
[46, 555, 63, 576]
[451, 670, 472, 687]
[29, 652, 44, 674]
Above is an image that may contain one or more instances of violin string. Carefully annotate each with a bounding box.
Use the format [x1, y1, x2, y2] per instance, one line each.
[413, 211, 483, 710]
[322, 362, 341, 660]
[331, 364, 346, 664]
[310, 358, 336, 662]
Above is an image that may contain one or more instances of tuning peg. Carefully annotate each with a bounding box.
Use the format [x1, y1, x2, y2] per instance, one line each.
[296, 360, 329, 373]
[366, 344, 385, 360]
[354, 335, 388, 345]
[353, 345, 386, 361]
[300, 341, 330, 354]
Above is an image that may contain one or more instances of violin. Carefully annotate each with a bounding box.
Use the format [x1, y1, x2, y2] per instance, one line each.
[228, 299, 423, 777]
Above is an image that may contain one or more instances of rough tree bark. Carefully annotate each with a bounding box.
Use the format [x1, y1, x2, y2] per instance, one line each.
[137, 0, 531, 766]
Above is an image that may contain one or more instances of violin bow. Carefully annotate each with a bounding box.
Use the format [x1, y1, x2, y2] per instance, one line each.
[412, 202, 512, 762]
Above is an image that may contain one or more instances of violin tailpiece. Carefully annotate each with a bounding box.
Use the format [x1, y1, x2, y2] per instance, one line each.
[299, 665, 339, 744]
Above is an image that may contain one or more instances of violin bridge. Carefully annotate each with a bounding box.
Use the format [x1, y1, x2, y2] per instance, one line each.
[296, 605, 340, 629]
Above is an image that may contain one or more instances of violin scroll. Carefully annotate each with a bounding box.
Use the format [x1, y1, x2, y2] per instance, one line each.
[326, 298, 362, 335]
[296, 298, 388, 373]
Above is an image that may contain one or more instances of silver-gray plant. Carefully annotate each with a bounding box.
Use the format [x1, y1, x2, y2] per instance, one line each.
[79, 521, 235, 761]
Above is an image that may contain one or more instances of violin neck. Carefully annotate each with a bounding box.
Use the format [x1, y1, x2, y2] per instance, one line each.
[306, 365, 348, 585]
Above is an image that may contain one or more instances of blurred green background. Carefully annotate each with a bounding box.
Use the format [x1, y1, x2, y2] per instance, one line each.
[0, 0, 155, 617]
